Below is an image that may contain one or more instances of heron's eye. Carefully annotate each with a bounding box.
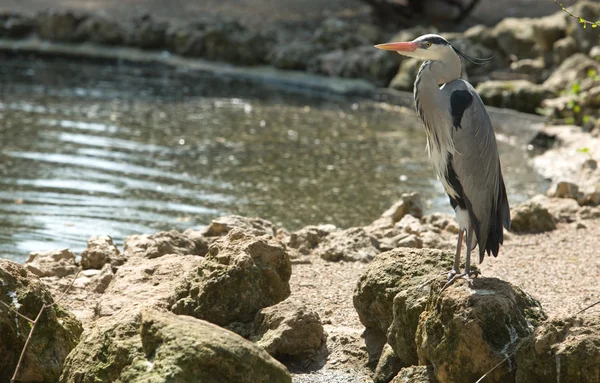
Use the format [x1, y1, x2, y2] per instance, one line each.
[424, 42, 432, 48]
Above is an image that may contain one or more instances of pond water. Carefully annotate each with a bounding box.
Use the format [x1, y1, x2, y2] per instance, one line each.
[0, 53, 546, 261]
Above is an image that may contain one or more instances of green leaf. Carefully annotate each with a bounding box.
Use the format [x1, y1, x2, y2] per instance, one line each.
[588, 69, 597, 77]
[571, 83, 581, 94]
[593, 24, 598, 28]
[580, 17, 585, 24]
[577, 147, 590, 154]
[573, 105, 581, 113]
[583, 115, 592, 124]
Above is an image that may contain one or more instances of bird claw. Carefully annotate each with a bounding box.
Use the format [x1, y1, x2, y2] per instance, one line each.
[418, 269, 459, 290]
[439, 270, 478, 294]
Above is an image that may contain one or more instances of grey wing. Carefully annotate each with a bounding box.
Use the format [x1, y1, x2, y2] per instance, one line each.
[444, 81, 510, 261]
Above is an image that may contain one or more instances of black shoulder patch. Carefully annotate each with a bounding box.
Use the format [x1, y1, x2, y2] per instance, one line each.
[450, 90, 473, 129]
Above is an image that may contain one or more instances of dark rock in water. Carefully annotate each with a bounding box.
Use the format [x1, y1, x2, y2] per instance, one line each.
[126, 14, 168, 49]
[0, 13, 35, 38]
[392, 365, 437, 383]
[75, 14, 125, 45]
[416, 278, 547, 383]
[0, 260, 82, 382]
[250, 298, 324, 358]
[170, 229, 291, 325]
[202, 214, 276, 238]
[353, 248, 455, 335]
[25, 248, 78, 277]
[36, 9, 86, 42]
[510, 197, 557, 233]
[123, 230, 200, 259]
[515, 313, 600, 383]
[314, 227, 380, 262]
[61, 308, 292, 383]
[80, 235, 121, 269]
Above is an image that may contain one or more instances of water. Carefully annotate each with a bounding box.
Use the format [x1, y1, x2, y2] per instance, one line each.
[0, 53, 546, 261]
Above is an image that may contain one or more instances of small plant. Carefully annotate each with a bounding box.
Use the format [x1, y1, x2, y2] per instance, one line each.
[553, 0, 600, 28]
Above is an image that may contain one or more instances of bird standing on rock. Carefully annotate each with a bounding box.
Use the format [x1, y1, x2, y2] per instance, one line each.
[375, 34, 510, 286]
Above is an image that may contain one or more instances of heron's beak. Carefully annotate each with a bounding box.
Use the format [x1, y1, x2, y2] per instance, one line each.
[374, 42, 418, 52]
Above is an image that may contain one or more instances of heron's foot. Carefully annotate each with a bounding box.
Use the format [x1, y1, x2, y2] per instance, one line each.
[439, 270, 478, 294]
[418, 269, 460, 290]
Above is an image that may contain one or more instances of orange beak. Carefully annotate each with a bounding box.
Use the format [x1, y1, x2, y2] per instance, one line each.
[374, 41, 418, 52]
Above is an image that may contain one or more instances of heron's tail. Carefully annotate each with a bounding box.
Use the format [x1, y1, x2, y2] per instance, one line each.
[480, 173, 510, 262]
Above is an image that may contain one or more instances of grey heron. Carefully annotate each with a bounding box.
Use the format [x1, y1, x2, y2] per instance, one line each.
[375, 34, 510, 283]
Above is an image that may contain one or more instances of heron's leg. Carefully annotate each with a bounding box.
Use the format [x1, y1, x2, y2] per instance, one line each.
[464, 227, 473, 276]
[451, 230, 464, 277]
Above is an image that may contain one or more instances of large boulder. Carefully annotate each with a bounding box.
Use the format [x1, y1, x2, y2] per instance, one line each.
[25, 248, 78, 277]
[170, 229, 292, 325]
[80, 235, 122, 269]
[123, 230, 201, 259]
[515, 313, 600, 383]
[313, 227, 380, 262]
[0, 260, 82, 382]
[353, 248, 455, 335]
[61, 308, 292, 383]
[416, 278, 547, 383]
[476, 80, 554, 114]
[250, 299, 324, 357]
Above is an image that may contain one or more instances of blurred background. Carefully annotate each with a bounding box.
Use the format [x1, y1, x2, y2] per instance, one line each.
[0, 0, 589, 260]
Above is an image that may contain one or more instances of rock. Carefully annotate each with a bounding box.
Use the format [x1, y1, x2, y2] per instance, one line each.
[202, 215, 276, 237]
[416, 278, 546, 383]
[565, 1, 600, 53]
[140, 309, 292, 383]
[62, 308, 292, 383]
[37, 9, 85, 42]
[491, 17, 538, 58]
[509, 57, 547, 83]
[88, 263, 114, 293]
[0, 260, 82, 382]
[0, 13, 35, 38]
[476, 80, 554, 114]
[312, 17, 382, 50]
[269, 40, 326, 70]
[389, 58, 422, 91]
[170, 229, 291, 325]
[463, 24, 498, 49]
[579, 189, 600, 206]
[392, 365, 437, 383]
[182, 228, 210, 256]
[250, 299, 324, 357]
[314, 227, 380, 262]
[373, 343, 404, 383]
[396, 234, 423, 249]
[353, 248, 455, 335]
[80, 235, 121, 269]
[123, 229, 199, 259]
[126, 14, 168, 49]
[510, 198, 557, 233]
[25, 248, 78, 277]
[552, 36, 579, 65]
[579, 205, 600, 219]
[366, 192, 424, 236]
[515, 313, 600, 383]
[75, 14, 124, 45]
[532, 194, 580, 223]
[287, 224, 337, 255]
[590, 45, 600, 60]
[547, 181, 580, 199]
[337, 46, 400, 87]
[532, 11, 568, 53]
[543, 53, 600, 93]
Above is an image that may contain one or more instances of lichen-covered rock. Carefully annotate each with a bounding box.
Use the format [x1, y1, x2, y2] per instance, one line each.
[515, 313, 600, 383]
[250, 299, 324, 357]
[314, 227, 380, 262]
[353, 248, 455, 335]
[123, 229, 199, 259]
[202, 215, 276, 237]
[80, 235, 121, 269]
[476, 80, 554, 114]
[25, 248, 78, 277]
[287, 224, 337, 255]
[490, 17, 538, 58]
[170, 229, 291, 325]
[373, 343, 404, 383]
[510, 198, 557, 233]
[36, 9, 85, 42]
[392, 365, 437, 383]
[0, 260, 82, 382]
[416, 278, 547, 383]
[140, 309, 292, 383]
[531, 11, 568, 53]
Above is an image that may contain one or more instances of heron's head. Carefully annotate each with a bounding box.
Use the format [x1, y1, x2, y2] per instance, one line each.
[375, 34, 491, 65]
